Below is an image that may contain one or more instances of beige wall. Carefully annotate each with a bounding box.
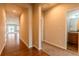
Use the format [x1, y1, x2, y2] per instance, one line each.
[44, 4, 79, 49]
[32, 4, 42, 49]
[20, 9, 29, 47]
[0, 7, 6, 55]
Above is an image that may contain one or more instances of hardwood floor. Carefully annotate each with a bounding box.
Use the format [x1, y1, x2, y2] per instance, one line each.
[1, 33, 48, 56]
[67, 42, 78, 53]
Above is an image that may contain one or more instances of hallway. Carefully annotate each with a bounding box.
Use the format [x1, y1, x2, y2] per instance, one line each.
[1, 33, 48, 56]
[1, 3, 79, 56]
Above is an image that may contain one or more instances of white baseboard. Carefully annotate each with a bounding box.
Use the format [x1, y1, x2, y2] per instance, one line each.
[0, 41, 6, 55]
[44, 40, 66, 50]
[33, 45, 38, 49]
[33, 45, 41, 50]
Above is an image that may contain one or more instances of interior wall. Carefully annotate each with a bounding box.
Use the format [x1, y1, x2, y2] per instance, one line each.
[20, 9, 29, 47]
[6, 14, 19, 25]
[44, 4, 79, 49]
[0, 7, 6, 55]
[32, 4, 42, 49]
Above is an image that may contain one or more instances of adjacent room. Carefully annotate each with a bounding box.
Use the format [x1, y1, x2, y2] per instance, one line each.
[67, 9, 79, 52]
[41, 3, 79, 56]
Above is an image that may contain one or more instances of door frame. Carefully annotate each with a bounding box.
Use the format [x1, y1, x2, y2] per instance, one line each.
[28, 6, 32, 48]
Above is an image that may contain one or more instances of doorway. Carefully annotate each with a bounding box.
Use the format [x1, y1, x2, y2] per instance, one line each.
[5, 11, 20, 52]
[67, 9, 79, 52]
[7, 24, 19, 33]
[6, 24, 19, 40]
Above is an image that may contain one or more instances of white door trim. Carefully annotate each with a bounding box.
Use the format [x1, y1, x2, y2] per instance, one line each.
[28, 6, 32, 48]
[38, 6, 42, 50]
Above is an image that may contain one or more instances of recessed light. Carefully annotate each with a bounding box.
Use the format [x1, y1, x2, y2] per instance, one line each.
[12, 10, 16, 13]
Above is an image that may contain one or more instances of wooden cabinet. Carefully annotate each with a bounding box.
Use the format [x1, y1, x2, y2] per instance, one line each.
[68, 32, 78, 45]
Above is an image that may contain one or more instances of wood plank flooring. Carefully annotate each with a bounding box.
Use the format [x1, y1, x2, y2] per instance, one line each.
[1, 33, 48, 56]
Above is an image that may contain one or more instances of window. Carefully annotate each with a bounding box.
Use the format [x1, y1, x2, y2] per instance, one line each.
[8, 25, 15, 33]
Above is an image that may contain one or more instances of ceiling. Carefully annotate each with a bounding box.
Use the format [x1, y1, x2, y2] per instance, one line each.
[3, 4, 31, 17]
[0, 3, 59, 16]
[5, 4, 22, 17]
[41, 3, 59, 11]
